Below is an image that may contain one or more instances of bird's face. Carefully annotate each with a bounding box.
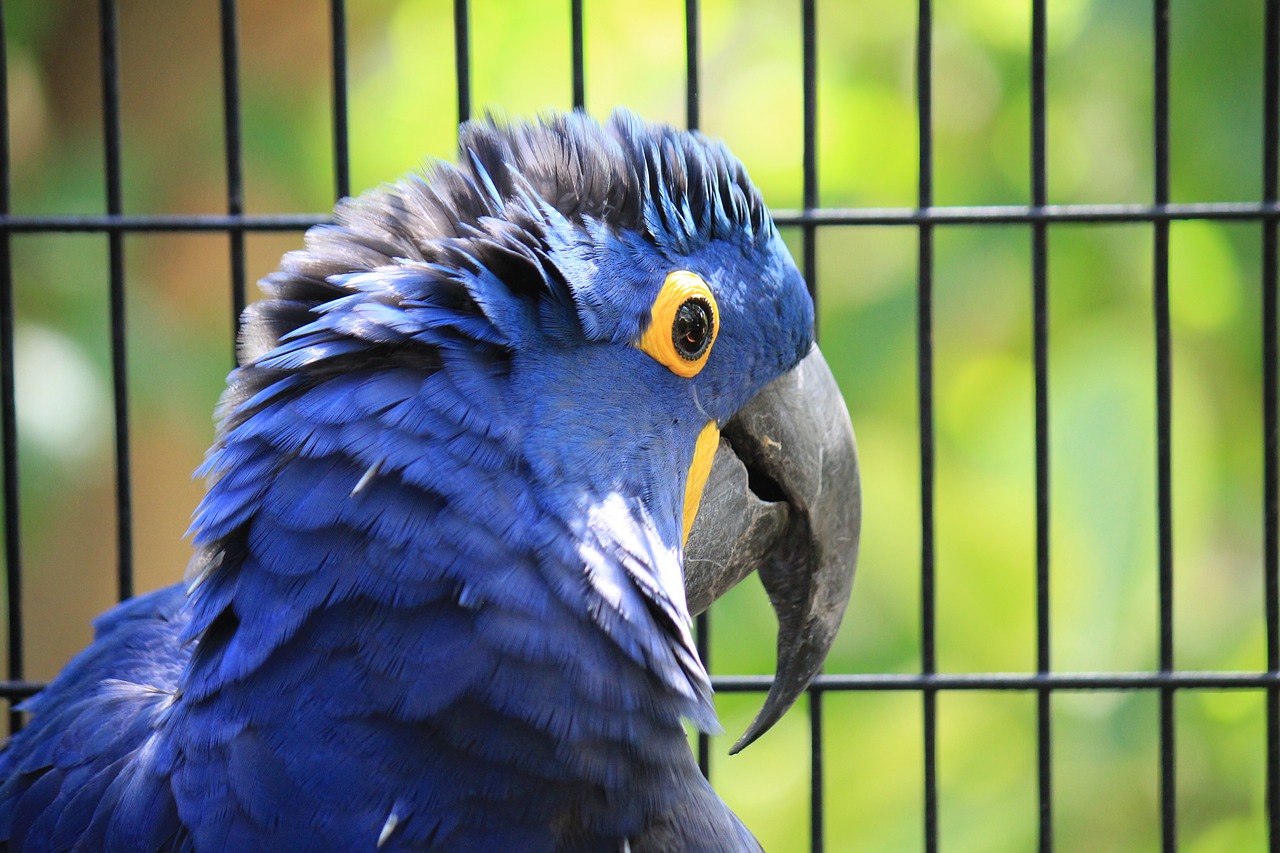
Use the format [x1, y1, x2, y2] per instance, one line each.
[617, 229, 816, 428]
[508, 223, 813, 542]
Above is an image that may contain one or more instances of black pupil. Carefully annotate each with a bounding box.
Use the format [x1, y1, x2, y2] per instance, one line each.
[672, 299, 712, 360]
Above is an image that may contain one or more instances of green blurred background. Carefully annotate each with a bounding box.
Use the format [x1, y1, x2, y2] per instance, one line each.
[1, 0, 1273, 849]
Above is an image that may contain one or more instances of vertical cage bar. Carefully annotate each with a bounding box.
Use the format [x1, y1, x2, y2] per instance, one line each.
[801, 0, 818, 304]
[330, 0, 351, 200]
[1030, 0, 1053, 849]
[1263, 1, 1280, 849]
[684, 0, 712, 782]
[686, 0, 696, 131]
[453, 0, 471, 124]
[219, 0, 247, 344]
[695, 620, 710, 780]
[570, 0, 585, 110]
[800, 0, 823, 848]
[809, 688, 825, 853]
[0, 0, 23, 735]
[915, 0, 938, 850]
[1152, 1, 1176, 850]
[98, 0, 133, 602]
[685, 0, 700, 131]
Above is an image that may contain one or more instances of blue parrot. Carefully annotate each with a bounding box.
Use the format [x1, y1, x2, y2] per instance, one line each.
[0, 110, 860, 851]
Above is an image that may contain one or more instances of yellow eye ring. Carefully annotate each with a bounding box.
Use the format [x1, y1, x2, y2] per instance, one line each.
[638, 271, 719, 378]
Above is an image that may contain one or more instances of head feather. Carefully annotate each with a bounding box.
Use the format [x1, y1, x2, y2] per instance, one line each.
[225, 110, 774, 431]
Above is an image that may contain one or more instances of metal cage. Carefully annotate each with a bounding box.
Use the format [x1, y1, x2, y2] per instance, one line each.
[1, 1, 1277, 851]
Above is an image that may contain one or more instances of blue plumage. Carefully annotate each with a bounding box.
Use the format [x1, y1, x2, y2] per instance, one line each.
[0, 110, 820, 850]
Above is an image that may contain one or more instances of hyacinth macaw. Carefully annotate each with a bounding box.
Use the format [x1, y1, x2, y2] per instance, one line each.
[0, 110, 860, 851]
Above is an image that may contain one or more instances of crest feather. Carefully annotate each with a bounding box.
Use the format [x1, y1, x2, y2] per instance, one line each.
[226, 110, 773, 429]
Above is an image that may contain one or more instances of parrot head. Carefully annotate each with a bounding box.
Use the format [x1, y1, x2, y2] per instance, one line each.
[214, 108, 860, 753]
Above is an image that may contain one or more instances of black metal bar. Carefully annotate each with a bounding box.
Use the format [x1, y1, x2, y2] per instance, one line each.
[1030, 0, 1052, 849]
[10, 669, 1280, 702]
[1152, 2, 1176, 850]
[98, 0, 133, 603]
[809, 689, 824, 853]
[570, 0, 585, 110]
[6, 202, 1280, 235]
[0, 0, 23, 736]
[919, 248, 939, 853]
[714, 670, 1280, 691]
[0, 213, 327, 232]
[453, 0, 471, 124]
[0, 681, 44, 701]
[916, 0, 937, 850]
[5, 666, 1280, 705]
[801, 0, 818, 306]
[219, 0, 247, 351]
[1263, 2, 1280, 850]
[771, 202, 1280, 226]
[799, 1, 822, 848]
[330, 0, 351, 200]
[684, 0, 710, 784]
[685, 0, 700, 130]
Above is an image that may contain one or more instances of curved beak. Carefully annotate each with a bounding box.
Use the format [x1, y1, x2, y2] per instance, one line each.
[683, 345, 861, 753]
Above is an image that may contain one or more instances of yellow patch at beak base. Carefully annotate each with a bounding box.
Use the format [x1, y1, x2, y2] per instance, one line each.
[683, 421, 721, 545]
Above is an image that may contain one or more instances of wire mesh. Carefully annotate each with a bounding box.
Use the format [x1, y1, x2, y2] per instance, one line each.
[0, 1, 1277, 851]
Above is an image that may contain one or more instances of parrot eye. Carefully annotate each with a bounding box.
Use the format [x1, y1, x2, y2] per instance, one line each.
[672, 298, 714, 361]
[638, 270, 720, 378]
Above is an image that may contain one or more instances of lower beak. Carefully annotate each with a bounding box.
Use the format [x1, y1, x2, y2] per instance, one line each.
[683, 345, 861, 753]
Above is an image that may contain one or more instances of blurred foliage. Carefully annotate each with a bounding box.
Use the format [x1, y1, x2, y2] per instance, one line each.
[0, 0, 1274, 849]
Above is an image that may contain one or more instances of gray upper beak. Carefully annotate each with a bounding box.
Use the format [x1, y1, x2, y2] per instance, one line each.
[683, 345, 861, 753]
